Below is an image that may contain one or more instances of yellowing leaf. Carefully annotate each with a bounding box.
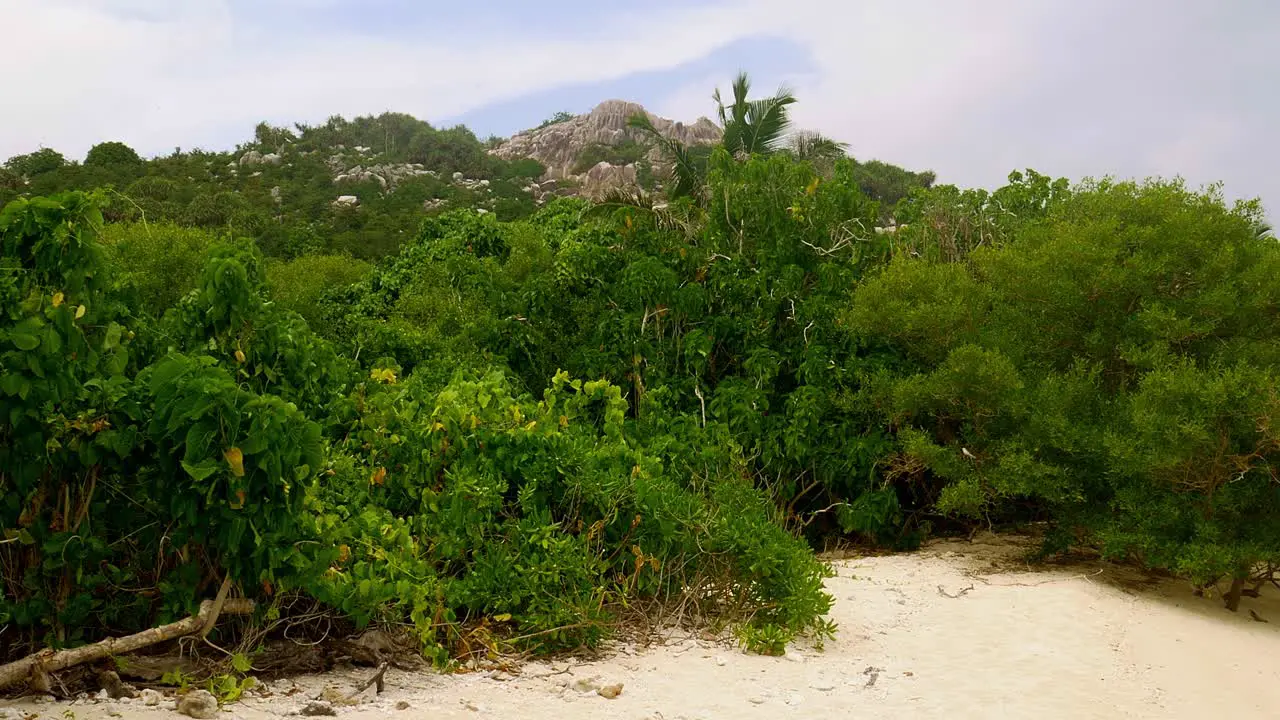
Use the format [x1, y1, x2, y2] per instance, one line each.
[370, 367, 397, 384]
[75, 305, 86, 319]
[51, 292, 64, 307]
[806, 177, 821, 196]
[493, 613, 512, 622]
[234, 349, 246, 364]
[337, 544, 350, 563]
[224, 447, 245, 477]
[559, 415, 569, 428]
[371, 466, 387, 486]
[230, 489, 246, 510]
[524, 420, 537, 431]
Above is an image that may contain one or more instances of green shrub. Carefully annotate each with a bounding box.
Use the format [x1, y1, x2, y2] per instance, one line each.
[847, 178, 1280, 585]
[99, 221, 221, 313]
[310, 369, 833, 658]
[1, 191, 837, 665]
[265, 253, 372, 332]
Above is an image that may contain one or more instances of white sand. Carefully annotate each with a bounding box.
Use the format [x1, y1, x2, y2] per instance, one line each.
[7, 534, 1278, 719]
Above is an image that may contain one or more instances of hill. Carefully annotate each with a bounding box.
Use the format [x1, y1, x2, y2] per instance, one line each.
[489, 99, 722, 198]
[0, 103, 936, 260]
[0, 114, 547, 260]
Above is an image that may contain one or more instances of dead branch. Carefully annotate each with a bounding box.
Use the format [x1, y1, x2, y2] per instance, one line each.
[964, 568, 1105, 587]
[0, 598, 253, 691]
[937, 584, 974, 599]
[200, 575, 234, 639]
[344, 661, 389, 702]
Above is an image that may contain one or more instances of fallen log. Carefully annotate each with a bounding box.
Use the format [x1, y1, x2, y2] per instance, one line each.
[0, 598, 254, 691]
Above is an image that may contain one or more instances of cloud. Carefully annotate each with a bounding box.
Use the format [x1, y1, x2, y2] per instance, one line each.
[3, 0, 1277, 213]
[0, 0, 764, 159]
[653, 0, 1278, 210]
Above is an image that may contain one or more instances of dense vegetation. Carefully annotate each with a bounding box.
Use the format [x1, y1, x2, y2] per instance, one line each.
[2, 74, 1278, 685]
[0, 114, 546, 264]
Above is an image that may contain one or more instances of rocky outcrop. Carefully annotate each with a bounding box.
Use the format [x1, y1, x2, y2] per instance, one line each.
[332, 162, 437, 189]
[489, 100, 721, 198]
[581, 161, 637, 197]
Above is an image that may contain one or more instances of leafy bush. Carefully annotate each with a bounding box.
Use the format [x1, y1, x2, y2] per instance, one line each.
[536, 111, 575, 129]
[310, 369, 833, 658]
[84, 142, 144, 170]
[265, 253, 372, 332]
[4, 148, 66, 178]
[1, 190, 837, 665]
[100, 221, 222, 313]
[847, 178, 1280, 585]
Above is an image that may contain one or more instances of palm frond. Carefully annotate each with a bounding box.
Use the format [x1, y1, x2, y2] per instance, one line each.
[579, 186, 695, 236]
[665, 142, 704, 201]
[731, 72, 751, 125]
[786, 131, 849, 161]
[579, 186, 655, 222]
[628, 112, 702, 201]
[713, 72, 796, 156]
[742, 89, 796, 154]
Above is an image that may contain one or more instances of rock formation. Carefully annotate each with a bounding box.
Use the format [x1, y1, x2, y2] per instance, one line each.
[490, 100, 721, 198]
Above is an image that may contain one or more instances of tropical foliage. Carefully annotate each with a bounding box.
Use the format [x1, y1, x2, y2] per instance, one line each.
[1, 73, 1276, 681]
[0, 114, 546, 265]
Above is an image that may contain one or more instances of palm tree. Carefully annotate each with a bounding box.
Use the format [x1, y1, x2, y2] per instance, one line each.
[627, 72, 802, 199]
[785, 130, 849, 163]
[627, 71, 836, 202]
[714, 72, 797, 158]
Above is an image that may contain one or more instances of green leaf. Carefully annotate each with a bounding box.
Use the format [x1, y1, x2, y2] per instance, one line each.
[10, 333, 39, 350]
[0, 373, 24, 396]
[181, 458, 220, 482]
[240, 433, 268, 455]
[103, 322, 123, 351]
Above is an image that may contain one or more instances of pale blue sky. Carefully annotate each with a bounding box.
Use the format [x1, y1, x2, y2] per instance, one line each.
[449, 35, 813, 139]
[3, 0, 1278, 213]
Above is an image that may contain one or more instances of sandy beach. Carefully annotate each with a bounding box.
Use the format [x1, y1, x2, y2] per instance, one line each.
[6, 534, 1278, 720]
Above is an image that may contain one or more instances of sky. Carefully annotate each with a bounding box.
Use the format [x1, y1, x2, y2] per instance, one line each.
[2, 0, 1277, 213]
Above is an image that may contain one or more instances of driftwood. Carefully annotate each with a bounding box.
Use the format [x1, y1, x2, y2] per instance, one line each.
[0, 598, 254, 691]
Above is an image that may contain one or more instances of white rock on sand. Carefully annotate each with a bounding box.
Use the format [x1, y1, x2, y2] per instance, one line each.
[4, 534, 1277, 719]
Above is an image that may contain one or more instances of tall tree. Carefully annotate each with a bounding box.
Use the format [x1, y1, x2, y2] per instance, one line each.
[628, 72, 828, 201]
[715, 71, 797, 158]
[84, 141, 143, 169]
